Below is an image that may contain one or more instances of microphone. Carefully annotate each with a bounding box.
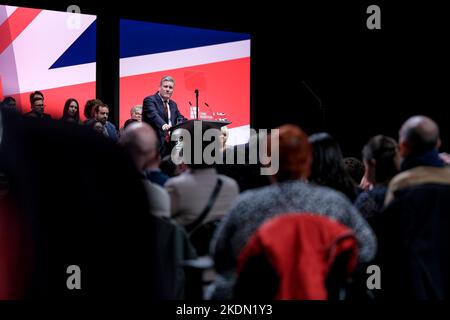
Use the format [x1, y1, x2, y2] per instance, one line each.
[194, 89, 199, 120]
[189, 101, 192, 106]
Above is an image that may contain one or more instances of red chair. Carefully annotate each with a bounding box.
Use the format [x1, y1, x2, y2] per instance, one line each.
[235, 213, 358, 300]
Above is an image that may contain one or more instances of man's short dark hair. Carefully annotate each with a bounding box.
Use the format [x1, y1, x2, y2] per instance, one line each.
[84, 99, 103, 119]
[2, 96, 16, 109]
[29, 91, 44, 104]
[94, 103, 109, 114]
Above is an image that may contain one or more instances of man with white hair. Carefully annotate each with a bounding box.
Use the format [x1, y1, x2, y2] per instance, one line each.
[130, 105, 142, 122]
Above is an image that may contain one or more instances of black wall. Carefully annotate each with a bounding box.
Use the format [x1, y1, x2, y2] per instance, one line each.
[3, 0, 449, 157]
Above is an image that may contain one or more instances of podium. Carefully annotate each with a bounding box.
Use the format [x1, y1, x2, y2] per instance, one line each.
[168, 119, 231, 163]
[170, 119, 231, 132]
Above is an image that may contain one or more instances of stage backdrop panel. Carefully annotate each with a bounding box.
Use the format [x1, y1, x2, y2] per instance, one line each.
[120, 19, 250, 145]
[0, 4, 96, 119]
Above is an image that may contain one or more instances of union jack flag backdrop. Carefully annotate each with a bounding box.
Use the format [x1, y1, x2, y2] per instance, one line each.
[119, 19, 251, 145]
[0, 4, 96, 118]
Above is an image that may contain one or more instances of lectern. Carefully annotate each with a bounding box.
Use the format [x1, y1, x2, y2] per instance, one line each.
[170, 119, 231, 132]
[168, 119, 231, 163]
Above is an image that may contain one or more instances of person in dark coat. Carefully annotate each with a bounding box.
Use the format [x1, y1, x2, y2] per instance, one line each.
[0, 107, 164, 299]
[373, 115, 450, 299]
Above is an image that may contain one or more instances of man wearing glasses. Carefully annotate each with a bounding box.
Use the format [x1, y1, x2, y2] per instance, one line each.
[24, 91, 52, 119]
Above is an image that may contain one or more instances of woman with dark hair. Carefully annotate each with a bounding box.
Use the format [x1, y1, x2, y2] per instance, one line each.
[355, 135, 400, 220]
[61, 98, 80, 123]
[308, 132, 358, 202]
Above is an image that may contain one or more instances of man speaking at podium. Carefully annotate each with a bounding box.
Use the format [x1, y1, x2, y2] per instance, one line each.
[142, 75, 187, 154]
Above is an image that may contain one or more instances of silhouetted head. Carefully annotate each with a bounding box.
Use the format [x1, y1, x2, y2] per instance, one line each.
[270, 124, 312, 182]
[362, 135, 400, 185]
[119, 122, 159, 171]
[399, 115, 440, 157]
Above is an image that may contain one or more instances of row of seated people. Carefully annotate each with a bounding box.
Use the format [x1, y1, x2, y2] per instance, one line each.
[1, 100, 449, 299]
[120, 114, 450, 300]
[1, 92, 143, 143]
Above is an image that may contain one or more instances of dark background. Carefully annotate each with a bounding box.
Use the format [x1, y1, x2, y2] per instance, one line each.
[3, 0, 449, 157]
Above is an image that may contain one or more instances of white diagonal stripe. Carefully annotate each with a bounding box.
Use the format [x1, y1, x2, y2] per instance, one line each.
[7, 9, 96, 93]
[120, 39, 250, 77]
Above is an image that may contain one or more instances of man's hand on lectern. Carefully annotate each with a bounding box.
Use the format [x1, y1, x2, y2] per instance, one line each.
[162, 124, 172, 131]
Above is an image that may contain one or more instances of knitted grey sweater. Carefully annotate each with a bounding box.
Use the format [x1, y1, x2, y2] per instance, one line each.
[211, 180, 377, 275]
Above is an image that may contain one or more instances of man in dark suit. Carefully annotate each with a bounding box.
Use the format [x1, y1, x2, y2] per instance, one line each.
[142, 76, 187, 154]
[23, 91, 52, 119]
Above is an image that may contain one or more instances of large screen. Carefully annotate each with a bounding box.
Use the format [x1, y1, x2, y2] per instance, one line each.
[0, 4, 96, 118]
[120, 19, 251, 145]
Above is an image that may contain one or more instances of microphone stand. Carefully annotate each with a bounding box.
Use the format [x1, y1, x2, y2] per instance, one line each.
[195, 89, 199, 120]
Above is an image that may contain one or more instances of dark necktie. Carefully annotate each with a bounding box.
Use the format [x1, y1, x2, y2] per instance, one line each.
[162, 100, 170, 143]
[163, 100, 169, 120]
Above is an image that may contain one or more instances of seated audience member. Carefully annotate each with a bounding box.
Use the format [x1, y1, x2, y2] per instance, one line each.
[210, 125, 376, 299]
[124, 118, 168, 187]
[124, 118, 138, 128]
[119, 105, 142, 136]
[165, 125, 240, 255]
[130, 105, 142, 122]
[119, 122, 171, 218]
[83, 98, 103, 122]
[119, 122, 197, 298]
[373, 116, 450, 299]
[60, 98, 81, 124]
[24, 91, 52, 119]
[119, 118, 139, 137]
[87, 120, 105, 135]
[219, 126, 230, 152]
[160, 155, 186, 178]
[0, 106, 165, 299]
[165, 140, 239, 227]
[308, 133, 358, 201]
[216, 132, 271, 192]
[144, 148, 170, 187]
[1, 97, 16, 111]
[85, 103, 118, 142]
[343, 157, 365, 188]
[354, 135, 400, 220]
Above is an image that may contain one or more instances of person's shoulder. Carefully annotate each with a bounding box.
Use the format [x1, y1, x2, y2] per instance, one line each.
[143, 94, 160, 109]
[307, 182, 353, 206]
[145, 179, 169, 197]
[234, 183, 272, 204]
[218, 174, 239, 190]
[165, 171, 191, 187]
[106, 121, 117, 129]
[143, 92, 158, 101]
